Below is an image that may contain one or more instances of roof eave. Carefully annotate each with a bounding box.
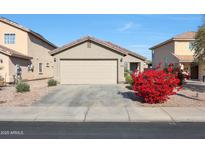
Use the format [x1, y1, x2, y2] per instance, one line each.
[149, 38, 173, 50]
[179, 60, 194, 63]
[49, 38, 89, 55]
[28, 31, 57, 48]
[150, 38, 195, 50]
[0, 50, 32, 60]
[174, 38, 195, 41]
[50, 37, 127, 56]
[11, 54, 33, 60]
[127, 53, 146, 61]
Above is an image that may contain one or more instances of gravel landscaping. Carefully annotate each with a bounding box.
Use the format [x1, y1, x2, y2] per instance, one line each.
[0, 79, 57, 106]
[141, 88, 205, 107]
[141, 81, 205, 107]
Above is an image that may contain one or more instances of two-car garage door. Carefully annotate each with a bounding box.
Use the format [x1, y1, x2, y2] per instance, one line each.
[60, 60, 117, 84]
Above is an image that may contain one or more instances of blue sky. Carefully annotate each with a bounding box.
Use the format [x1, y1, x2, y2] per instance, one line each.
[0, 14, 203, 59]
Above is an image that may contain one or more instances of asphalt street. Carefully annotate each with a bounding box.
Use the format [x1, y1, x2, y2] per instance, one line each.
[1, 122, 205, 139]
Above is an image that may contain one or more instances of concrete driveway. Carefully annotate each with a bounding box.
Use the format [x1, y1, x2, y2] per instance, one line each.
[33, 85, 139, 107]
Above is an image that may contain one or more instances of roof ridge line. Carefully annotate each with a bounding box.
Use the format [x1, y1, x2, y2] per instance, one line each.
[50, 36, 146, 60]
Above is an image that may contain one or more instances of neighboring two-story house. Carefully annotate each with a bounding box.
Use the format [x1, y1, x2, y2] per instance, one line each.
[0, 17, 57, 83]
[150, 32, 205, 81]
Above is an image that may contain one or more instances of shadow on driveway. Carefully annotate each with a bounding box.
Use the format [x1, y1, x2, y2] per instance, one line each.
[176, 93, 203, 101]
[118, 91, 144, 103]
[183, 81, 205, 93]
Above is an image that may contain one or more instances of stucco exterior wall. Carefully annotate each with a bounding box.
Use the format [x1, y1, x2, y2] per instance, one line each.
[27, 34, 55, 80]
[0, 53, 10, 82]
[174, 41, 194, 56]
[199, 61, 205, 81]
[53, 41, 125, 83]
[0, 21, 28, 55]
[9, 57, 31, 82]
[152, 41, 178, 68]
[124, 54, 145, 72]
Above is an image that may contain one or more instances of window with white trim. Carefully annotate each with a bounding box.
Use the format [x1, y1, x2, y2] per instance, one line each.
[38, 63, 43, 74]
[4, 33, 16, 44]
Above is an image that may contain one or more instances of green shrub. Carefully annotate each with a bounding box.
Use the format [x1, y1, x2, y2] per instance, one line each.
[177, 70, 185, 86]
[48, 79, 57, 87]
[124, 72, 134, 85]
[16, 82, 30, 92]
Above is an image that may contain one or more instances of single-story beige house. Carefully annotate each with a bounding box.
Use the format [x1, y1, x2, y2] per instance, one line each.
[0, 17, 57, 83]
[50, 36, 147, 84]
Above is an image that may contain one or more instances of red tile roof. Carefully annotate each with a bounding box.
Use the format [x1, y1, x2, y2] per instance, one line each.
[173, 32, 196, 39]
[150, 31, 196, 50]
[50, 36, 146, 60]
[0, 45, 32, 60]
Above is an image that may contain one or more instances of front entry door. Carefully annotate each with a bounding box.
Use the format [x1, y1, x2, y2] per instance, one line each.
[130, 63, 139, 73]
[191, 63, 199, 80]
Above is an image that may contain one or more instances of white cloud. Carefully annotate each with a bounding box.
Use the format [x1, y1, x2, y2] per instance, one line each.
[117, 22, 140, 32]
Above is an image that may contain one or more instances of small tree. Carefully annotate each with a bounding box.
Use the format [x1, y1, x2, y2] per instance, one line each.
[192, 17, 205, 61]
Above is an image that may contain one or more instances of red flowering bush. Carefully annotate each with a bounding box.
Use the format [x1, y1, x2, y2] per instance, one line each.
[132, 64, 182, 104]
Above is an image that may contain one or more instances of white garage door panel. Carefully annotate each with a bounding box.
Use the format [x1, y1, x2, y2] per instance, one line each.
[60, 60, 117, 84]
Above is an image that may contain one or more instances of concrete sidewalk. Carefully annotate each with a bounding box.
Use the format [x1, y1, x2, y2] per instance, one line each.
[1, 106, 205, 122]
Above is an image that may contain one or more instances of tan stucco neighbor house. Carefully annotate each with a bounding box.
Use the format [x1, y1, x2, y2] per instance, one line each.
[150, 31, 205, 81]
[0, 17, 57, 83]
[50, 36, 146, 84]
